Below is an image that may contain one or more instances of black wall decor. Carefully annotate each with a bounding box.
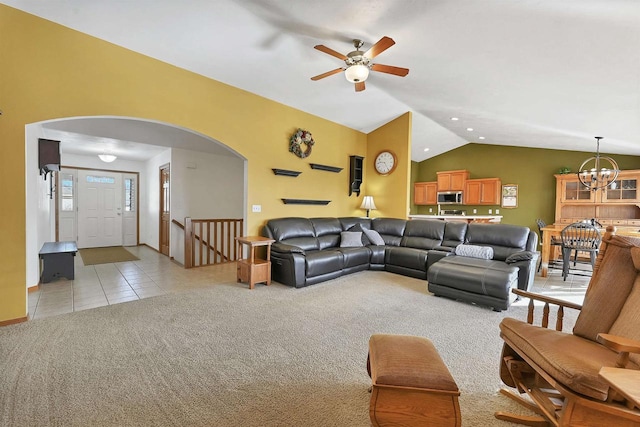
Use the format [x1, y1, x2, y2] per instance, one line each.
[38, 138, 61, 175]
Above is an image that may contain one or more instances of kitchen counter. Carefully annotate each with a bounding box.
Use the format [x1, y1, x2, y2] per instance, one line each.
[409, 214, 503, 223]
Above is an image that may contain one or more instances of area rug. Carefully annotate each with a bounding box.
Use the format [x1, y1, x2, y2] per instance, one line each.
[0, 271, 577, 426]
[79, 246, 139, 265]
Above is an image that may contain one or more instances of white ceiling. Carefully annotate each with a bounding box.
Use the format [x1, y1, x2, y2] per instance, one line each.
[5, 0, 640, 162]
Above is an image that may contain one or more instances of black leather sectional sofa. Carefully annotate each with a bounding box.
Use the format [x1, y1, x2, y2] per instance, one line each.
[262, 217, 538, 310]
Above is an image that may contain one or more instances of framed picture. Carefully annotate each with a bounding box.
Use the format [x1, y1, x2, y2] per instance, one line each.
[502, 184, 518, 208]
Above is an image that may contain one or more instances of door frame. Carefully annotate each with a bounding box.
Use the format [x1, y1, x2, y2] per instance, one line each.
[159, 163, 170, 256]
[55, 166, 140, 246]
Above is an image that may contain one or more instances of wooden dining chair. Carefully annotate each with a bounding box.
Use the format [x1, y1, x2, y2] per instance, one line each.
[560, 222, 602, 281]
[536, 219, 561, 272]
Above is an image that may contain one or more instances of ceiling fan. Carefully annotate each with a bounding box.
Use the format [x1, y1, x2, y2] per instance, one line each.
[311, 36, 409, 92]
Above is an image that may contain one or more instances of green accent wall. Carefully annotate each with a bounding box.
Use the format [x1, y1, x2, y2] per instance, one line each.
[412, 143, 640, 233]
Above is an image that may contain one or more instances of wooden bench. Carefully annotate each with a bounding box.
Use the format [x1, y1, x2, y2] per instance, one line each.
[367, 334, 461, 427]
[39, 241, 78, 283]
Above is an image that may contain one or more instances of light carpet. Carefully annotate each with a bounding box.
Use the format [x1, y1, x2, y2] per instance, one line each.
[79, 246, 140, 265]
[0, 271, 577, 426]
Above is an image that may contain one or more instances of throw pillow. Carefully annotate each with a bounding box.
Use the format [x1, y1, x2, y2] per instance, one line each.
[505, 251, 534, 264]
[348, 224, 371, 245]
[363, 229, 385, 246]
[340, 231, 364, 248]
[455, 244, 494, 259]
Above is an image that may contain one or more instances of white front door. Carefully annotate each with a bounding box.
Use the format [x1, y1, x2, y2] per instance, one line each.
[77, 170, 123, 248]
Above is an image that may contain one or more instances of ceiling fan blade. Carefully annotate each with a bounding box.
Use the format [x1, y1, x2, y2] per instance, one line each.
[355, 81, 365, 92]
[314, 44, 348, 61]
[364, 36, 395, 59]
[310, 68, 344, 81]
[371, 63, 410, 77]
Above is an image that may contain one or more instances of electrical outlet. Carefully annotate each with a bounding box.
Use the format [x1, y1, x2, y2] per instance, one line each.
[488, 209, 493, 214]
[252, 204, 261, 213]
[473, 209, 477, 214]
[429, 208, 433, 213]
[496, 209, 500, 214]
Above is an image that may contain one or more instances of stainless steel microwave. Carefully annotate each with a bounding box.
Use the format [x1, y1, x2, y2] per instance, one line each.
[437, 191, 463, 204]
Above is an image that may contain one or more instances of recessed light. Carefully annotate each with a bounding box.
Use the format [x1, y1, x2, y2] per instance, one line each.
[466, 128, 473, 131]
[479, 136, 485, 140]
[423, 148, 430, 152]
[450, 117, 459, 121]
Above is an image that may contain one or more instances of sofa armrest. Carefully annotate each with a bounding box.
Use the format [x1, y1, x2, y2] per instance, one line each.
[272, 242, 305, 255]
[512, 288, 582, 330]
[426, 249, 453, 270]
[433, 245, 455, 253]
[597, 333, 640, 368]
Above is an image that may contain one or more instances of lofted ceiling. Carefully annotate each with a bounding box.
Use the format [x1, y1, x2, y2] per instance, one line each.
[4, 0, 640, 162]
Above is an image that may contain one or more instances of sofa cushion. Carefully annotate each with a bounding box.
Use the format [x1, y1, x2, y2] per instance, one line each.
[347, 223, 371, 245]
[265, 217, 315, 241]
[466, 223, 530, 261]
[500, 317, 639, 401]
[455, 244, 494, 259]
[340, 231, 363, 248]
[311, 218, 342, 250]
[364, 229, 385, 246]
[505, 251, 535, 263]
[400, 219, 445, 250]
[386, 247, 429, 272]
[337, 247, 371, 268]
[305, 250, 344, 278]
[442, 222, 468, 248]
[339, 217, 372, 231]
[372, 218, 406, 246]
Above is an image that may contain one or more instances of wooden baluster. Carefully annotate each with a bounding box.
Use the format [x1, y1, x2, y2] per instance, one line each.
[226, 220, 231, 263]
[542, 303, 549, 328]
[527, 299, 534, 324]
[213, 221, 218, 263]
[206, 221, 211, 265]
[198, 221, 204, 267]
[556, 306, 565, 331]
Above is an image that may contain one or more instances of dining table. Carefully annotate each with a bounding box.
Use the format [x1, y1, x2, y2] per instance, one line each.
[539, 224, 640, 277]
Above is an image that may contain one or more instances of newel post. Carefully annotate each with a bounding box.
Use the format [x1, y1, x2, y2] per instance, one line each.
[184, 217, 193, 269]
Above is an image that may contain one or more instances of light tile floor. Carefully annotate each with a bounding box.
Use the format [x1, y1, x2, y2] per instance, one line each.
[29, 247, 593, 320]
[29, 246, 237, 320]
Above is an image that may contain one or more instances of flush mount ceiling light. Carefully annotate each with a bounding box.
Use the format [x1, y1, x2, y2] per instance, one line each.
[578, 136, 619, 191]
[479, 136, 485, 140]
[466, 128, 474, 131]
[98, 153, 117, 163]
[450, 117, 459, 121]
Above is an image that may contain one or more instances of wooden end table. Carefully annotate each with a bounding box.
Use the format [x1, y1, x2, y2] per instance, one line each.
[235, 236, 275, 290]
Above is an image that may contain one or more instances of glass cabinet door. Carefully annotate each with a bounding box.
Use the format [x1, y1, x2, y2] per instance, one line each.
[603, 178, 638, 202]
[563, 181, 594, 202]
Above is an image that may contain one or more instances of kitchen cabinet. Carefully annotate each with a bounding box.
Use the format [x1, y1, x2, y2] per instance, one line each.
[436, 170, 469, 191]
[414, 181, 437, 205]
[464, 178, 501, 205]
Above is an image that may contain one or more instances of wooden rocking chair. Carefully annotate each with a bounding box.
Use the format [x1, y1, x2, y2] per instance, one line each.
[496, 226, 640, 426]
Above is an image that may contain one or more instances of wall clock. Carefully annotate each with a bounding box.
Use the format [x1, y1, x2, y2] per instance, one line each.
[374, 150, 397, 175]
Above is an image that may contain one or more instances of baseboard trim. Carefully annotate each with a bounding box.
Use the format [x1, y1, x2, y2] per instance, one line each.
[0, 316, 28, 327]
[28, 285, 40, 293]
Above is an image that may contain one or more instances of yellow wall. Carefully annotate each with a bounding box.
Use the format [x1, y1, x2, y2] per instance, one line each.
[0, 6, 412, 322]
[366, 113, 412, 219]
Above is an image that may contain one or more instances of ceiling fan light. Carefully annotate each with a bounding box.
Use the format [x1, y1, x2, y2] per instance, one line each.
[98, 154, 117, 163]
[344, 64, 369, 83]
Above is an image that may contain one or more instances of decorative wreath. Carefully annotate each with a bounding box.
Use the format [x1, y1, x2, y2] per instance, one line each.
[289, 128, 315, 159]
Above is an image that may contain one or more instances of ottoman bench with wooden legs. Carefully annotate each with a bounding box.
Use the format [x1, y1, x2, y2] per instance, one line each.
[367, 334, 461, 427]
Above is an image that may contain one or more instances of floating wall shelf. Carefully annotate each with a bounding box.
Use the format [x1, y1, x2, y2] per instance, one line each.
[272, 168, 302, 177]
[309, 163, 343, 173]
[282, 199, 331, 205]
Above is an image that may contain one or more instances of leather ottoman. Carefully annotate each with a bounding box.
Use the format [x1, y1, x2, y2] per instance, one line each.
[367, 334, 461, 427]
[427, 256, 518, 311]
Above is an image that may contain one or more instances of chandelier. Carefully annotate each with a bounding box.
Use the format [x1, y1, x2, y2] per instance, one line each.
[578, 137, 619, 191]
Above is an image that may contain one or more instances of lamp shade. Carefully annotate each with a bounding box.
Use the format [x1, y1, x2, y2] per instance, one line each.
[344, 64, 370, 83]
[360, 196, 377, 210]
